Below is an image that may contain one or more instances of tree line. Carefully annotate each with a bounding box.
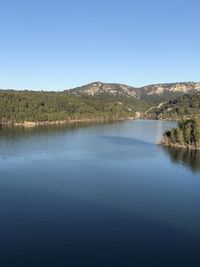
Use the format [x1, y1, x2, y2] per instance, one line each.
[163, 118, 200, 149]
[0, 90, 139, 125]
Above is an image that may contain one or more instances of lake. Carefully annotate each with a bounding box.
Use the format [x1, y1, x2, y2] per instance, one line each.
[0, 120, 200, 266]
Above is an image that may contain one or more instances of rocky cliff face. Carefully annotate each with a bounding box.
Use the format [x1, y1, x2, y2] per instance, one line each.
[140, 82, 200, 95]
[67, 82, 200, 101]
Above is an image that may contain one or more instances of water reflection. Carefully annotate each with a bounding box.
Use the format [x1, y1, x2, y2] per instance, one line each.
[0, 121, 115, 140]
[1, 120, 200, 266]
[163, 146, 200, 172]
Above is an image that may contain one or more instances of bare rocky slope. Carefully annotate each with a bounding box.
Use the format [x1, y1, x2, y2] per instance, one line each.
[67, 81, 200, 102]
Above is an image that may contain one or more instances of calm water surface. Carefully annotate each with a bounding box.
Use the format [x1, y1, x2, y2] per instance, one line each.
[0, 120, 200, 266]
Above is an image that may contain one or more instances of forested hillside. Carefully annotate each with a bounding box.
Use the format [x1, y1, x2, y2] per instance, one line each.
[0, 90, 146, 125]
[155, 93, 200, 120]
[1, 82, 200, 126]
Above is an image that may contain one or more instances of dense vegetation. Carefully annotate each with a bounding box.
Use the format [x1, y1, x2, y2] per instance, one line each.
[155, 93, 200, 120]
[139, 90, 187, 104]
[0, 86, 200, 127]
[162, 118, 200, 149]
[0, 90, 147, 125]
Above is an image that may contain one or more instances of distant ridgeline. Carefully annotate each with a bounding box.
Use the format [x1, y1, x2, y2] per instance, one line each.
[162, 118, 200, 150]
[67, 81, 200, 120]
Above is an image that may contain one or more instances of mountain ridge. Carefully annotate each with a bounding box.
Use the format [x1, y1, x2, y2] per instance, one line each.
[66, 81, 200, 102]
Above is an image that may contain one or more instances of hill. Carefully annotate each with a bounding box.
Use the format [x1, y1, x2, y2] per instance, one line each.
[0, 90, 138, 126]
[146, 93, 200, 120]
[1, 81, 200, 126]
[67, 81, 200, 103]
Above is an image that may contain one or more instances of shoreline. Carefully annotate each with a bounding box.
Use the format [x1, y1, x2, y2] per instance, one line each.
[0, 117, 135, 128]
[0, 117, 178, 129]
[161, 141, 200, 151]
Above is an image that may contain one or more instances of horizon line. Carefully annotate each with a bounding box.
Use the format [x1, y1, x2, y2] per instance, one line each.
[0, 80, 199, 92]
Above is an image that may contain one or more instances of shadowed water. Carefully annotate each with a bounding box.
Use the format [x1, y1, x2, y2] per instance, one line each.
[0, 120, 200, 266]
[163, 146, 200, 172]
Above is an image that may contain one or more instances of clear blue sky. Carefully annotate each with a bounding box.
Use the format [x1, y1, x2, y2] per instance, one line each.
[1, 0, 199, 90]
